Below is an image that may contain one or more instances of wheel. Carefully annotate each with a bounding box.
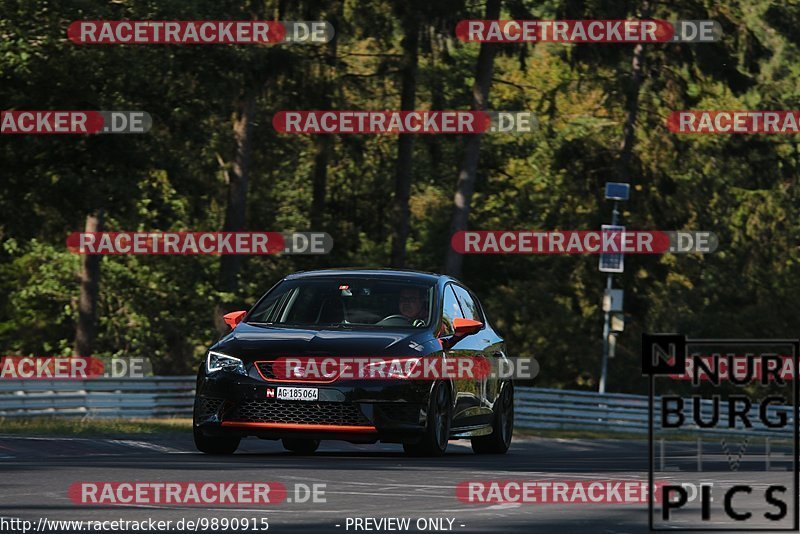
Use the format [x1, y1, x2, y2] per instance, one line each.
[282, 438, 320, 454]
[472, 382, 513, 454]
[403, 381, 451, 457]
[193, 425, 240, 454]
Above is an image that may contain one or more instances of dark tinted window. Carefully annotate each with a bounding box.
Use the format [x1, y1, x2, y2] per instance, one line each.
[247, 277, 434, 329]
[452, 284, 483, 323]
[247, 284, 296, 323]
[440, 284, 464, 335]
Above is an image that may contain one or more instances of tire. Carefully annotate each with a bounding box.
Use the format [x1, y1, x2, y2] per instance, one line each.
[403, 381, 451, 457]
[282, 438, 320, 454]
[193, 425, 240, 454]
[472, 382, 513, 454]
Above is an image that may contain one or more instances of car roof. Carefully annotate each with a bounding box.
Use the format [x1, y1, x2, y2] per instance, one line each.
[284, 268, 445, 284]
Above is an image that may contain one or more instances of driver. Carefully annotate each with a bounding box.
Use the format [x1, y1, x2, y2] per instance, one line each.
[398, 287, 427, 322]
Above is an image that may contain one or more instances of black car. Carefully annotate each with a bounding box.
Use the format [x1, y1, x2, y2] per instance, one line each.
[193, 269, 513, 456]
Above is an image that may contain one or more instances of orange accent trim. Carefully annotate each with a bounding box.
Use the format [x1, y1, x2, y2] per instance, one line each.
[253, 360, 340, 384]
[223, 310, 247, 329]
[453, 317, 483, 335]
[221, 421, 377, 433]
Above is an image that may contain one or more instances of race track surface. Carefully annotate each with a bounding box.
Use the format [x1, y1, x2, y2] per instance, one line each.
[0, 434, 789, 533]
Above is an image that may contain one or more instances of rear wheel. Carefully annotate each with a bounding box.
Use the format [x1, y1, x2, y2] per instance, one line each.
[282, 438, 320, 454]
[193, 425, 240, 454]
[403, 381, 451, 457]
[472, 382, 513, 454]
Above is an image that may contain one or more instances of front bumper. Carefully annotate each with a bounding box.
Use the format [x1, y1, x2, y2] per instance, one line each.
[194, 371, 432, 443]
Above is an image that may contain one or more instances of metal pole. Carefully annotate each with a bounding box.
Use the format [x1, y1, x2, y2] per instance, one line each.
[599, 201, 620, 394]
[599, 277, 611, 393]
[697, 438, 702, 472]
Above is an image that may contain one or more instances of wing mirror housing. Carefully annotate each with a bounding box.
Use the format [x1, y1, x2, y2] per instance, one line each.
[453, 317, 483, 337]
[223, 310, 247, 329]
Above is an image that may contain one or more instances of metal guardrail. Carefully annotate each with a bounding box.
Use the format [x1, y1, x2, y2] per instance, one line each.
[0, 377, 195, 418]
[515, 387, 794, 438]
[0, 379, 793, 440]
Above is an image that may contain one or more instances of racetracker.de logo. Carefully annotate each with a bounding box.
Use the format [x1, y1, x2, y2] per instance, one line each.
[668, 111, 800, 134]
[66, 232, 333, 255]
[1, 111, 151, 134]
[456, 480, 664, 504]
[68, 21, 285, 44]
[451, 231, 718, 254]
[272, 111, 536, 134]
[0, 356, 150, 379]
[455, 20, 721, 43]
[67, 21, 334, 45]
[456, 20, 673, 42]
[69, 482, 287, 505]
[274, 111, 487, 134]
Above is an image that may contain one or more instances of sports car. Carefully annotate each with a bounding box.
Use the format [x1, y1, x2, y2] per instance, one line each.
[193, 269, 513, 456]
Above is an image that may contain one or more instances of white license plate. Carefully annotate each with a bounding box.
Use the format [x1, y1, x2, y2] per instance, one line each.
[276, 386, 319, 401]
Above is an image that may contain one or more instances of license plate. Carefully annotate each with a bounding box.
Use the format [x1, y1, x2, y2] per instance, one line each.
[276, 386, 318, 401]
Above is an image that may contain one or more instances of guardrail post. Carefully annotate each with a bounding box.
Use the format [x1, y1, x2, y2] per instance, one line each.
[697, 438, 702, 472]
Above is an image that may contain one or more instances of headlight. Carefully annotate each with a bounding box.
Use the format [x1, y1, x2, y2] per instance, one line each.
[206, 351, 247, 375]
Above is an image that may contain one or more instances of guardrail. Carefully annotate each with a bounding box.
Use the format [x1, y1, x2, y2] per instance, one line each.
[515, 387, 794, 438]
[0, 379, 793, 440]
[0, 377, 195, 418]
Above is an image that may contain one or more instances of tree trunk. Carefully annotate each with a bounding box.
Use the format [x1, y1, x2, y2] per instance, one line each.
[443, 0, 501, 276]
[310, 135, 331, 229]
[310, 20, 338, 230]
[427, 26, 446, 180]
[74, 210, 103, 357]
[215, 97, 256, 332]
[390, 12, 419, 268]
[617, 0, 650, 182]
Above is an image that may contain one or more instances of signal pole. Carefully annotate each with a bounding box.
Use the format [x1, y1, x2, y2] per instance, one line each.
[598, 183, 629, 393]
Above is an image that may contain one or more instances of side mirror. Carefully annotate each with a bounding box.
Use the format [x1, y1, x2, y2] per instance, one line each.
[223, 310, 247, 329]
[453, 317, 483, 337]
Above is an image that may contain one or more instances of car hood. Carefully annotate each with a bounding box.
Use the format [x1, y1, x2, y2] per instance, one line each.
[211, 323, 437, 361]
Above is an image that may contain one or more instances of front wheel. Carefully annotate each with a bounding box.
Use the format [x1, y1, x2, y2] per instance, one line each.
[472, 382, 513, 454]
[403, 381, 451, 457]
[193, 425, 240, 454]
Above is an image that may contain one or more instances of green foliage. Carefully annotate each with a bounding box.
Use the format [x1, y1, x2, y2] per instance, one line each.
[0, 0, 798, 391]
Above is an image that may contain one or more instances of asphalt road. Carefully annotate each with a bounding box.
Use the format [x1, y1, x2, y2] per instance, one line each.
[0, 433, 794, 533]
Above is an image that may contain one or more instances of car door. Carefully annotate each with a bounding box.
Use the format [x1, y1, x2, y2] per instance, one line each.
[440, 283, 485, 428]
[451, 284, 496, 423]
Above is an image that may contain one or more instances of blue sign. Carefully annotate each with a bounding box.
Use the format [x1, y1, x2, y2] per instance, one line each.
[605, 182, 630, 201]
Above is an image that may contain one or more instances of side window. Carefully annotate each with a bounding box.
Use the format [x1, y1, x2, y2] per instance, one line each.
[248, 285, 294, 323]
[440, 285, 464, 335]
[452, 285, 483, 323]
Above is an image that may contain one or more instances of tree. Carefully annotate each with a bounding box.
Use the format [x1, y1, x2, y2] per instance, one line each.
[74, 211, 103, 356]
[390, 1, 421, 268]
[443, 0, 501, 276]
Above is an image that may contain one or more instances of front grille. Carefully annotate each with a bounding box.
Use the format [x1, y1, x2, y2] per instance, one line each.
[195, 397, 225, 419]
[231, 400, 371, 426]
[255, 361, 276, 380]
[254, 360, 339, 382]
[376, 404, 422, 424]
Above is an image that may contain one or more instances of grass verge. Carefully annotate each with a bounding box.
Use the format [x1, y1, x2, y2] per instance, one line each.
[514, 427, 793, 445]
[514, 427, 648, 441]
[0, 417, 192, 437]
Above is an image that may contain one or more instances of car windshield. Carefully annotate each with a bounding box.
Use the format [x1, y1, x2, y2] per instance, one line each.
[246, 277, 434, 329]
